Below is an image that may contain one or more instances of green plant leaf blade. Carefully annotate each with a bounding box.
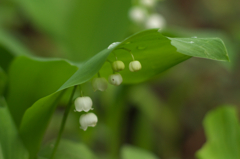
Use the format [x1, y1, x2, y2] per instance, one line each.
[169, 37, 229, 61]
[121, 145, 159, 159]
[0, 97, 29, 159]
[7, 56, 78, 127]
[58, 48, 112, 91]
[99, 29, 229, 84]
[6, 57, 78, 158]
[19, 92, 65, 159]
[196, 106, 240, 159]
[38, 139, 96, 159]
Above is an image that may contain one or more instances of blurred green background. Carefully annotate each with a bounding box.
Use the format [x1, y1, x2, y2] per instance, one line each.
[0, 0, 240, 159]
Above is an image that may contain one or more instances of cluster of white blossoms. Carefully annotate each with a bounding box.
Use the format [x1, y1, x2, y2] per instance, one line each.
[92, 52, 142, 89]
[128, 0, 166, 29]
[74, 96, 97, 131]
[76, 42, 142, 131]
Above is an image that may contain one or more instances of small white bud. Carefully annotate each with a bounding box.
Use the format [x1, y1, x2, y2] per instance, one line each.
[92, 77, 108, 91]
[145, 14, 166, 29]
[129, 7, 147, 23]
[112, 61, 125, 72]
[129, 61, 142, 72]
[79, 113, 98, 131]
[74, 96, 93, 112]
[108, 73, 123, 86]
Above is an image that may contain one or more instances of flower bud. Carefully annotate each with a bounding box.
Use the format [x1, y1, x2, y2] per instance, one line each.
[74, 96, 93, 112]
[129, 61, 142, 72]
[112, 61, 125, 72]
[92, 77, 108, 91]
[79, 113, 98, 131]
[108, 73, 123, 86]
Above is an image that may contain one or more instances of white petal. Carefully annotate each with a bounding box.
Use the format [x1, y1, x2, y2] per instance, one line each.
[129, 61, 142, 72]
[74, 96, 93, 112]
[92, 77, 108, 91]
[108, 74, 123, 86]
[79, 113, 98, 131]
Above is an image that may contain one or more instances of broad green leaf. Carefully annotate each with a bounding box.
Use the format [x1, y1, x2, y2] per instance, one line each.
[196, 106, 240, 159]
[15, 0, 131, 61]
[0, 97, 29, 159]
[161, 27, 236, 70]
[6, 57, 78, 158]
[169, 37, 229, 61]
[7, 57, 78, 127]
[58, 48, 112, 91]
[121, 145, 159, 159]
[0, 29, 31, 71]
[99, 29, 229, 84]
[19, 92, 65, 159]
[38, 139, 96, 159]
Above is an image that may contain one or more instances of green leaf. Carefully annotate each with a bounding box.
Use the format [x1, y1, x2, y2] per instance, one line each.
[121, 145, 159, 159]
[169, 37, 229, 61]
[6, 57, 78, 158]
[38, 139, 96, 159]
[196, 106, 240, 159]
[99, 29, 229, 84]
[0, 97, 29, 159]
[15, 0, 131, 61]
[7, 57, 78, 127]
[58, 48, 112, 91]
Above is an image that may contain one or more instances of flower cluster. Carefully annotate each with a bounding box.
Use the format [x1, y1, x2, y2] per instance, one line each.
[75, 44, 142, 131]
[92, 59, 142, 89]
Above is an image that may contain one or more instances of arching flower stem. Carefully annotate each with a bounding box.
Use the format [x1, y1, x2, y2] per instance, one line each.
[114, 48, 135, 61]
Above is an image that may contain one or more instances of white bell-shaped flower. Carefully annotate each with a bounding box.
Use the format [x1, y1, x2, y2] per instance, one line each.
[108, 73, 123, 86]
[92, 77, 108, 91]
[74, 96, 93, 112]
[112, 60, 125, 72]
[79, 113, 98, 131]
[129, 61, 142, 72]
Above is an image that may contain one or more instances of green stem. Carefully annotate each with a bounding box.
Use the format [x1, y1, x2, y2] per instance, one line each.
[115, 48, 135, 61]
[79, 85, 84, 97]
[50, 85, 78, 159]
[106, 59, 115, 74]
